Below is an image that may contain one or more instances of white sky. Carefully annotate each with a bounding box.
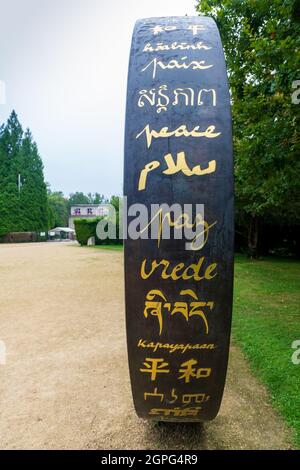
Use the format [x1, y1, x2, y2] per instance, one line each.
[0, 0, 198, 196]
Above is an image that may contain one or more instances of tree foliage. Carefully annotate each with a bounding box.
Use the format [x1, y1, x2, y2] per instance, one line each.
[73, 195, 122, 246]
[68, 192, 105, 208]
[0, 111, 48, 236]
[73, 218, 101, 246]
[47, 190, 69, 228]
[47, 189, 109, 230]
[197, 0, 300, 255]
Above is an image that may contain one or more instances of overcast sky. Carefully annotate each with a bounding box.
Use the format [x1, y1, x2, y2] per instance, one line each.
[0, 0, 197, 197]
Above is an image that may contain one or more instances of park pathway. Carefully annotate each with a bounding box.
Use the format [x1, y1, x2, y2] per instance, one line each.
[0, 243, 294, 449]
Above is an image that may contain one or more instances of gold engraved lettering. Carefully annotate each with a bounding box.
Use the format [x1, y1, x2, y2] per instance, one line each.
[149, 406, 202, 417]
[151, 25, 177, 35]
[136, 124, 221, 148]
[141, 57, 213, 79]
[139, 208, 216, 250]
[143, 289, 214, 336]
[138, 152, 216, 191]
[137, 339, 217, 354]
[140, 256, 218, 281]
[140, 357, 170, 381]
[178, 359, 211, 383]
[137, 87, 216, 112]
[144, 387, 164, 402]
[143, 41, 212, 52]
[182, 393, 210, 404]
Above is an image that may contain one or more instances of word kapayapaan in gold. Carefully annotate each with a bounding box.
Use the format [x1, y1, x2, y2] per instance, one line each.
[137, 339, 216, 354]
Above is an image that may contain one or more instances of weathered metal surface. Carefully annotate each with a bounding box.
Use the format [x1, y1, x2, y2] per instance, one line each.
[124, 16, 234, 421]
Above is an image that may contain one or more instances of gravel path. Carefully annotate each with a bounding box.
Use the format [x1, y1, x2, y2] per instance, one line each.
[0, 242, 293, 449]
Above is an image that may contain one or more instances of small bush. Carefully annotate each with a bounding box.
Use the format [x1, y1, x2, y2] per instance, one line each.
[74, 218, 102, 246]
[74, 216, 123, 246]
[95, 220, 123, 246]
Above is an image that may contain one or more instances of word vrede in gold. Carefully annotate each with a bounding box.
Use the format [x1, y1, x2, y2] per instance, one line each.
[141, 256, 217, 281]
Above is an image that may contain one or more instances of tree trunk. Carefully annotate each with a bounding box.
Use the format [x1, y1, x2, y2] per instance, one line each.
[248, 215, 259, 258]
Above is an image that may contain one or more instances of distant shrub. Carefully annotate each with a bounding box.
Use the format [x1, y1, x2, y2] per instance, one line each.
[95, 220, 123, 246]
[0, 232, 37, 243]
[74, 218, 102, 246]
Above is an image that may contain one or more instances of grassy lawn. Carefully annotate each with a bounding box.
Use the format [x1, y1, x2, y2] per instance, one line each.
[88, 244, 123, 251]
[82, 244, 299, 446]
[233, 254, 300, 448]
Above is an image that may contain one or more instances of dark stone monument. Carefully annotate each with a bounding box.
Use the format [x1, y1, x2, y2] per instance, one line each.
[124, 16, 234, 421]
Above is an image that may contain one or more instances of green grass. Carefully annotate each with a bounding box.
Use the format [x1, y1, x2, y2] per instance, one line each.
[81, 245, 299, 445]
[88, 244, 123, 251]
[233, 254, 300, 448]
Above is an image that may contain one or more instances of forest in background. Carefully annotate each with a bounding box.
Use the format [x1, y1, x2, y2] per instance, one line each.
[0, 111, 115, 235]
[197, 0, 300, 257]
[0, 0, 299, 256]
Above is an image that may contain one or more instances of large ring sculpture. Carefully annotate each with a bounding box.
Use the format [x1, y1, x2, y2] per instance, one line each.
[124, 16, 234, 421]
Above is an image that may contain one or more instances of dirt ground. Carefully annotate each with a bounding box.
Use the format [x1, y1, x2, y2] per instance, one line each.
[0, 242, 294, 450]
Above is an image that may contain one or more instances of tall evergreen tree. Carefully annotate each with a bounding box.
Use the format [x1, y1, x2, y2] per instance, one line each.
[0, 111, 48, 236]
[18, 129, 49, 231]
[0, 111, 23, 234]
[47, 190, 69, 227]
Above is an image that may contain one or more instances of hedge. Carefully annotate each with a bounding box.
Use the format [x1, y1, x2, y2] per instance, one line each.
[73, 218, 102, 246]
[0, 232, 38, 243]
[74, 217, 123, 246]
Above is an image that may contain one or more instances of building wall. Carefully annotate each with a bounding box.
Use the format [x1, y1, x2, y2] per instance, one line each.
[69, 205, 108, 229]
